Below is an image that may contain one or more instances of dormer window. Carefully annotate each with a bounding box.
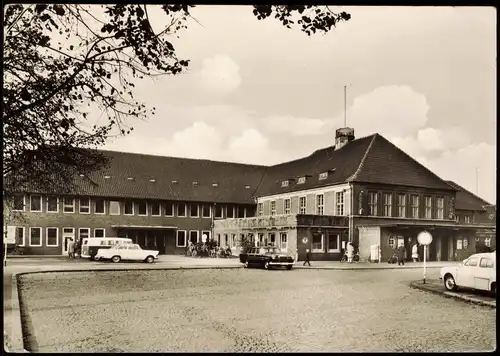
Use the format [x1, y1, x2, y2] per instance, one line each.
[172, 180, 178, 184]
[245, 185, 250, 189]
[319, 172, 328, 180]
[297, 177, 306, 184]
[79, 174, 85, 177]
[104, 175, 111, 179]
[192, 181, 199, 186]
[212, 183, 218, 187]
[149, 178, 156, 183]
[281, 180, 289, 188]
[127, 177, 134, 181]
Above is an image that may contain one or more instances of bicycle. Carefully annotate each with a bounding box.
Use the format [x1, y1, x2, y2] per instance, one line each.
[340, 251, 360, 263]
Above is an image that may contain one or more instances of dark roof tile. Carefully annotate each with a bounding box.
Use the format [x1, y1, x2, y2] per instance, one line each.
[445, 180, 493, 211]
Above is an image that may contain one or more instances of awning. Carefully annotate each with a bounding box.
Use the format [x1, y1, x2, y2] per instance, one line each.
[358, 222, 495, 230]
[111, 225, 178, 230]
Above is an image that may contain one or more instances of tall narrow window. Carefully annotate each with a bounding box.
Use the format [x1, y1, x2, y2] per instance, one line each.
[270, 201, 276, 216]
[13, 195, 25, 211]
[190, 203, 199, 217]
[436, 197, 444, 220]
[79, 197, 90, 214]
[151, 202, 161, 216]
[29, 227, 42, 246]
[397, 194, 406, 218]
[411, 195, 419, 218]
[94, 198, 105, 214]
[299, 197, 307, 214]
[383, 193, 392, 217]
[214, 205, 223, 218]
[424, 196, 432, 219]
[258, 203, 264, 216]
[178, 202, 187, 217]
[30, 195, 42, 212]
[46, 228, 59, 247]
[63, 197, 75, 213]
[316, 194, 324, 215]
[138, 201, 147, 216]
[284, 199, 291, 214]
[165, 203, 174, 216]
[47, 196, 58, 213]
[368, 192, 378, 216]
[237, 206, 246, 218]
[269, 232, 276, 246]
[124, 201, 134, 215]
[226, 205, 235, 218]
[335, 191, 344, 216]
[280, 232, 288, 250]
[16, 227, 25, 246]
[177, 231, 187, 247]
[201, 204, 211, 218]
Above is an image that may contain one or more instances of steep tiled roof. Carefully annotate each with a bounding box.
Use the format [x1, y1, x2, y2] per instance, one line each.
[72, 150, 267, 204]
[253, 134, 376, 197]
[445, 180, 493, 211]
[348, 134, 456, 191]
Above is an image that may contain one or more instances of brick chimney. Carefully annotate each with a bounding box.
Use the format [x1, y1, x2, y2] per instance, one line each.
[335, 127, 355, 150]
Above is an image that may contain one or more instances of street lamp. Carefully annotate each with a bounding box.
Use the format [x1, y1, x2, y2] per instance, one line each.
[417, 231, 433, 284]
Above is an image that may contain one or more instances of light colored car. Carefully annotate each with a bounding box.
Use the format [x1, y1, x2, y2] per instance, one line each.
[439, 252, 496, 296]
[95, 243, 159, 263]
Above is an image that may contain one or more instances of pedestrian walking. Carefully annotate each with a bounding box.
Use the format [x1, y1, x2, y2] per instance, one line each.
[346, 242, 354, 263]
[397, 243, 406, 266]
[412, 243, 419, 262]
[67, 238, 75, 259]
[303, 249, 311, 266]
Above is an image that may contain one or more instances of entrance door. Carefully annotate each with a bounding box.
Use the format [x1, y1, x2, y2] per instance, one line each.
[165, 230, 176, 254]
[441, 236, 449, 261]
[62, 227, 75, 255]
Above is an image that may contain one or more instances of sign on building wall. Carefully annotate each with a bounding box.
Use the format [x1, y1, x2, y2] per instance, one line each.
[4, 226, 16, 244]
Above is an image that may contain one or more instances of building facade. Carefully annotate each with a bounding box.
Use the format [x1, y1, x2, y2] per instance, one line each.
[4, 128, 496, 260]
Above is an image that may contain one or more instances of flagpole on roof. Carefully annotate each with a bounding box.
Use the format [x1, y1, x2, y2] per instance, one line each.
[344, 85, 347, 127]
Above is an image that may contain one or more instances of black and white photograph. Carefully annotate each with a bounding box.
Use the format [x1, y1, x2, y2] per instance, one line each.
[3, 4, 496, 353]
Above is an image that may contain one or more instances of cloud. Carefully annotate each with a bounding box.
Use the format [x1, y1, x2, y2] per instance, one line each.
[416, 126, 472, 152]
[198, 54, 241, 94]
[264, 115, 328, 136]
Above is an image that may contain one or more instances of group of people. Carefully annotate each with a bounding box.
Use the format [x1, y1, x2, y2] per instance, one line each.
[394, 242, 420, 265]
[66, 237, 82, 259]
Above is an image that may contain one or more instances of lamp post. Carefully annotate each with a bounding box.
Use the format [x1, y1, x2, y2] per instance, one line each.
[417, 231, 433, 284]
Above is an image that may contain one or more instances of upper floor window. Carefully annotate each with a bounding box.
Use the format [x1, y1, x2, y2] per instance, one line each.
[284, 199, 291, 214]
[63, 197, 75, 213]
[316, 194, 324, 215]
[47, 196, 58, 213]
[178, 202, 187, 217]
[424, 196, 432, 219]
[410, 195, 419, 219]
[30, 195, 42, 212]
[368, 192, 378, 216]
[383, 193, 392, 217]
[319, 172, 328, 180]
[436, 197, 444, 220]
[138, 201, 148, 216]
[297, 177, 306, 184]
[464, 215, 471, 224]
[190, 203, 198, 217]
[13, 195, 25, 211]
[109, 201, 120, 215]
[335, 191, 344, 216]
[270, 201, 276, 216]
[79, 197, 90, 214]
[214, 204, 223, 218]
[237, 206, 246, 218]
[201, 204, 211, 218]
[299, 196, 307, 214]
[281, 180, 289, 187]
[124, 200, 134, 215]
[258, 203, 264, 216]
[397, 194, 406, 218]
[151, 202, 161, 216]
[226, 205, 235, 218]
[165, 203, 174, 216]
[94, 198, 105, 214]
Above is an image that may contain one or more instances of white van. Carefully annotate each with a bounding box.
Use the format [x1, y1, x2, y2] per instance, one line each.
[81, 237, 133, 260]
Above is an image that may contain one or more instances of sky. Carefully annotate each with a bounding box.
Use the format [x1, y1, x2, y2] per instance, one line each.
[100, 6, 496, 204]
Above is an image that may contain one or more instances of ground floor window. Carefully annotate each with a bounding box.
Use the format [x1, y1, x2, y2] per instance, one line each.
[327, 233, 340, 252]
[280, 232, 288, 250]
[46, 227, 59, 247]
[231, 233, 236, 247]
[258, 233, 264, 247]
[94, 229, 105, 238]
[189, 231, 198, 244]
[177, 231, 187, 247]
[29, 227, 42, 246]
[79, 228, 90, 241]
[485, 237, 491, 247]
[202, 231, 211, 242]
[269, 233, 276, 246]
[312, 233, 324, 252]
[145, 235, 157, 247]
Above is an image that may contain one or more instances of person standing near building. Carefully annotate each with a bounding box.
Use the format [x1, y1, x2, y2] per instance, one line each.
[303, 249, 311, 266]
[346, 242, 354, 263]
[397, 243, 406, 266]
[67, 238, 75, 259]
[411, 243, 419, 262]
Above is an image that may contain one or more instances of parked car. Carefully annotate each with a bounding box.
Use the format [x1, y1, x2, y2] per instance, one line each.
[239, 245, 294, 270]
[81, 237, 133, 260]
[439, 252, 496, 296]
[95, 243, 159, 263]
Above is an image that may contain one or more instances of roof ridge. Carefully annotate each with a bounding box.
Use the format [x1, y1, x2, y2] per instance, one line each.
[346, 134, 378, 182]
[98, 149, 269, 168]
[445, 180, 493, 206]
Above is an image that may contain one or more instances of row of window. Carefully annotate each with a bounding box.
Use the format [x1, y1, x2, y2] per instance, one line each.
[9, 226, 105, 247]
[280, 171, 332, 188]
[258, 192, 346, 217]
[386, 235, 492, 250]
[368, 192, 445, 219]
[11, 195, 251, 218]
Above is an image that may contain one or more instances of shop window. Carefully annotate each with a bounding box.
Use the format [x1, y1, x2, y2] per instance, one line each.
[327, 233, 340, 252]
[280, 232, 288, 250]
[312, 233, 324, 252]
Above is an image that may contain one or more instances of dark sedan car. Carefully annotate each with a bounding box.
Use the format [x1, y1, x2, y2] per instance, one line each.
[239, 246, 294, 270]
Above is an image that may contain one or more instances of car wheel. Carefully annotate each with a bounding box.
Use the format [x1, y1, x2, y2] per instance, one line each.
[145, 255, 154, 264]
[264, 261, 270, 270]
[244, 261, 249, 269]
[111, 255, 121, 263]
[286, 265, 292, 270]
[94, 256, 100, 261]
[444, 274, 457, 291]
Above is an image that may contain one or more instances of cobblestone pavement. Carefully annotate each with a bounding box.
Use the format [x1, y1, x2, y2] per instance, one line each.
[18, 268, 496, 353]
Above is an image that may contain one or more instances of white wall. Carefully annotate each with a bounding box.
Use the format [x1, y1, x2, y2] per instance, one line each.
[358, 226, 381, 262]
